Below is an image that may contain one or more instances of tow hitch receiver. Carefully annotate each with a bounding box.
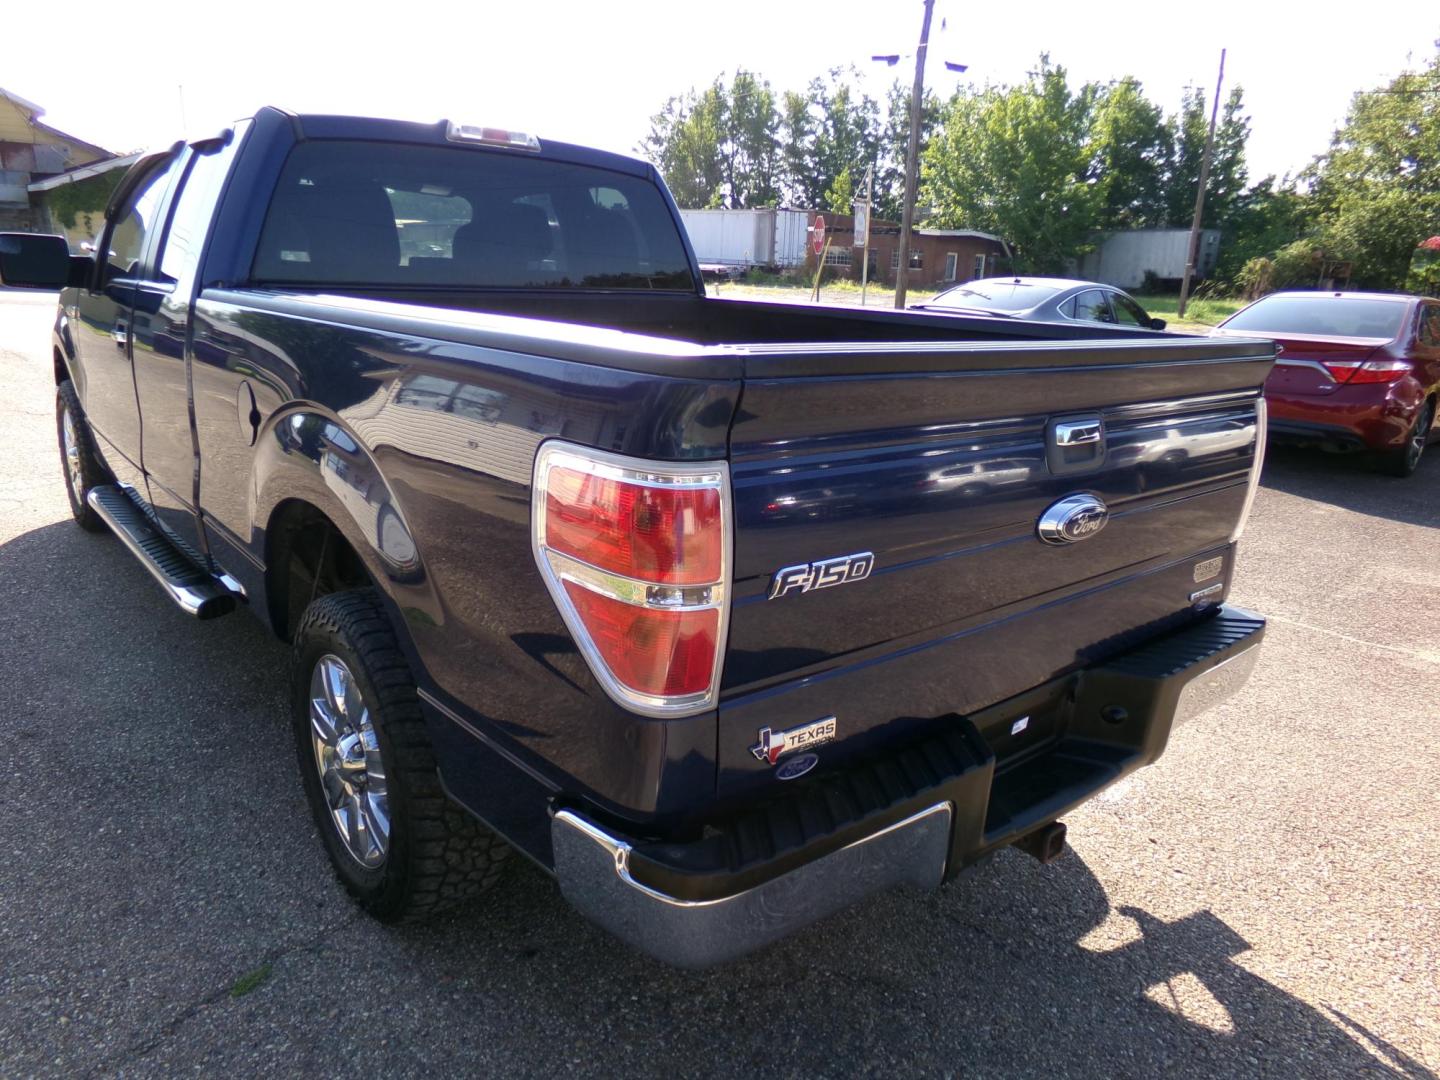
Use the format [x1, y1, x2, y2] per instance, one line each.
[1015, 821, 1068, 864]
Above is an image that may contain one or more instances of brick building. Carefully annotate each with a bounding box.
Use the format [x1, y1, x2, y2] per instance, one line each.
[806, 211, 1010, 288]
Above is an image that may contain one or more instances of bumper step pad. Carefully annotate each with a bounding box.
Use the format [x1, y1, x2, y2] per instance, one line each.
[87, 484, 237, 619]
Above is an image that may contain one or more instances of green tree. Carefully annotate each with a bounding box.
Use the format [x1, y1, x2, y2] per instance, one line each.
[1088, 77, 1169, 229]
[1164, 86, 1250, 228]
[1214, 178, 1310, 284]
[779, 69, 883, 210]
[824, 167, 855, 214]
[639, 71, 784, 209]
[921, 57, 1100, 273]
[725, 71, 783, 207]
[1305, 53, 1440, 288]
[875, 81, 942, 221]
[778, 89, 815, 207]
[640, 81, 726, 208]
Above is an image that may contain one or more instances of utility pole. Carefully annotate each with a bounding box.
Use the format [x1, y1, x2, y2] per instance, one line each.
[893, 0, 935, 310]
[1177, 48, 1226, 320]
[859, 164, 873, 306]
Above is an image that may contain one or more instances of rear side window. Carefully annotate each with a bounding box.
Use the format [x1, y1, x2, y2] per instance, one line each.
[157, 139, 240, 284]
[1223, 296, 1407, 339]
[252, 140, 694, 291]
[1419, 306, 1440, 347]
[1067, 290, 1114, 323]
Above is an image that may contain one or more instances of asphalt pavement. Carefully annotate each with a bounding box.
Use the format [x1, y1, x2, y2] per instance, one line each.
[1, 287, 1437, 1078]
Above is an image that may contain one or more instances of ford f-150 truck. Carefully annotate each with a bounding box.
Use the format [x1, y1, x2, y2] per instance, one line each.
[0, 108, 1271, 968]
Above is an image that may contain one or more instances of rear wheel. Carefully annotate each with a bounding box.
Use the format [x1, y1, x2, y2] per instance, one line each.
[1378, 398, 1434, 478]
[56, 380, 108, 531]
[290, 588, 510, 921]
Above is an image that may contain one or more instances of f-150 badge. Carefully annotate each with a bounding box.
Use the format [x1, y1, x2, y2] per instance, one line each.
[768, 552, 874, 599]
[751, 716, 838, 764]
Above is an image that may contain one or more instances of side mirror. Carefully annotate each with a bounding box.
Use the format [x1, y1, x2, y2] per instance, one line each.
[1149, 317, 1167, 331]
[0, 232, 80, 290]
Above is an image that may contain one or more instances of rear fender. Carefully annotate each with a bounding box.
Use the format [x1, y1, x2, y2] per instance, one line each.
[251, 407, 444, 634]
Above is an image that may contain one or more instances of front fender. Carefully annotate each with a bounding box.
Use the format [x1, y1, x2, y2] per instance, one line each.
[53, 296, 79, 390]
[251, 407, 444, 628]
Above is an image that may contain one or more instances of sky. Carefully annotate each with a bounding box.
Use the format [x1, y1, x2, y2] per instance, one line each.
[5, 0, 1436, 186]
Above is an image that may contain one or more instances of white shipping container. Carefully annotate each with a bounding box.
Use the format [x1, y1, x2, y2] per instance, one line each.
[1077, 228, 1221, 290]
[772, 210, 810, 269]
[679, 209, 775, 267]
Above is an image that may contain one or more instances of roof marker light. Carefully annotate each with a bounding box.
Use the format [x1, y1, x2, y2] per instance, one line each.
[444, 121, 541, 152]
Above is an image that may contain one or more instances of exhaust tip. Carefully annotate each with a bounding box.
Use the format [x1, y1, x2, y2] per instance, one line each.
[1015, 821, 1068, 864]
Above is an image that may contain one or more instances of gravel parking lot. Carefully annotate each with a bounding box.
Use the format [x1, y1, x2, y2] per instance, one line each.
[2, 287, 1437, 1078]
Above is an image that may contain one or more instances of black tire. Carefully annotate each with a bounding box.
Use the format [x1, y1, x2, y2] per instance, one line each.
[56, 380, 109, 532]
[290, 588, 509, 921]
[1377, 397, 1434, 478]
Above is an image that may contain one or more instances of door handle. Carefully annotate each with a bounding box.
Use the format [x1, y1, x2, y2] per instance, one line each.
[1054, 421, 1101, 446]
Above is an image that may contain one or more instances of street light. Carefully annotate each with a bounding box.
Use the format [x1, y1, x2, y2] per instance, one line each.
[874, 1, 966, 309]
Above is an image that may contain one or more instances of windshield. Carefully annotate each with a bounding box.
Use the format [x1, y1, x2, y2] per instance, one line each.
[1221, 296, 1406, 339]
[928, 281, 1061, 311]
[253, 140, 695, 291]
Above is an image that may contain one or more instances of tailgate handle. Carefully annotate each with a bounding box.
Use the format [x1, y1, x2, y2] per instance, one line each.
[1054, 421, 1101, 446]
[1047, 414, 1106, 476]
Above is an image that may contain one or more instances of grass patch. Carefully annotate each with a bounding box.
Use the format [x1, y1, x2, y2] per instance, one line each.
[229, 962, 273, 999]
[708, 280, 942, 307]
[1136, 293, 1246, 327]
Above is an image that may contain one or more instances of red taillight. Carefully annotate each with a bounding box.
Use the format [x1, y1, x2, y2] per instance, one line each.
[1322, 359, 1410, 385]
[1321, 360, 1362, 383]
[533, 443, 730, 716]
[1347, 359, 1411, 385]
[562, 583, 719, 697]
[545, 467, 722, 585]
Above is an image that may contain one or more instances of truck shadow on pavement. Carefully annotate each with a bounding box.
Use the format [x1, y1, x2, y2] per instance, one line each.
[408, 852, 1435, 1079]
[1260, 444, 1439, 529]
[0, 516, 1432, 1078]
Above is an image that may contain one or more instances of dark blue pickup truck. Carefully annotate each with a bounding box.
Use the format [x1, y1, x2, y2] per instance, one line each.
[0, 108, 1270, 967]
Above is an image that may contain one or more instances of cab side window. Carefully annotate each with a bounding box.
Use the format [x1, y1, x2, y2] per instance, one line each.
[106, 159, 180, 280]
[1111, 294, 1149, 327]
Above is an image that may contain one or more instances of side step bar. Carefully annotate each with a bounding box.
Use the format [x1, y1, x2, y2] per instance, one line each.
[86, 484, 238, 620]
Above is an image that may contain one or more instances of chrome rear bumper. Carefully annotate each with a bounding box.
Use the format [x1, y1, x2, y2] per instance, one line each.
[552, 803, 952, 969]
[1174, 640, 1261, 728]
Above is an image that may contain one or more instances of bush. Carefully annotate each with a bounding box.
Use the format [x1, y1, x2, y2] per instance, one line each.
[1235, 240, 1326, 298]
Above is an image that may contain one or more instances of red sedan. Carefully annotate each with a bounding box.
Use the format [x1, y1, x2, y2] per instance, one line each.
[1213, 291, 1440, 477]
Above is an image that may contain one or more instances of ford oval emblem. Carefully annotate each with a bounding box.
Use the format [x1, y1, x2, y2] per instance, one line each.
[775, 752, 820, 781]
[1037, 493, 1109, 545]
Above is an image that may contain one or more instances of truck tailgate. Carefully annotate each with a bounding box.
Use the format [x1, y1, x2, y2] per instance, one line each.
[718, 336, 1273, 797]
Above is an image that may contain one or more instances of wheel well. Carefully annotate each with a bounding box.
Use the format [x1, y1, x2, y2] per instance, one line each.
[54, 348, 68, 387]
[265, 500, 371, 641]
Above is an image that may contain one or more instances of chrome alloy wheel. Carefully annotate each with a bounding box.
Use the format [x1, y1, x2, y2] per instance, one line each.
[1405, 401, 1434, 471]
[61, 409, 84, 501]
[309, 654, 390, 867]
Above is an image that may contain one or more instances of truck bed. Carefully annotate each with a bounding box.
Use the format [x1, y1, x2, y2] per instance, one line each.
[194, 285, 1270, 827]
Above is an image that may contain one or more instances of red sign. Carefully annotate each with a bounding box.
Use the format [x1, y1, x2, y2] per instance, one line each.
[811, 215, 827, 255]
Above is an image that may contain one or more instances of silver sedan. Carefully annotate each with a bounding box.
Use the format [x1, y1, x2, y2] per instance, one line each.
[912, 276, 1167, 330]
